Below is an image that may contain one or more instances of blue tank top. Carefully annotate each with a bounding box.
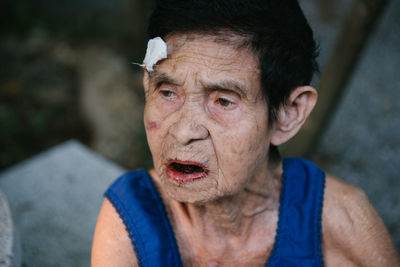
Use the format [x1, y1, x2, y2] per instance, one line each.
[105, 158, 326, 267]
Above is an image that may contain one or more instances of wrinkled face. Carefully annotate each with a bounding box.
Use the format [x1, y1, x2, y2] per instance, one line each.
[143, 34, 273, 204]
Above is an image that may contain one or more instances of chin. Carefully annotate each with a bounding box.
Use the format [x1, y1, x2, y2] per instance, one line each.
[158, 170, 222, 204]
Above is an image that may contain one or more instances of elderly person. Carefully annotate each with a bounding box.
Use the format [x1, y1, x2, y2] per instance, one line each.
[92, 0, 399, 266]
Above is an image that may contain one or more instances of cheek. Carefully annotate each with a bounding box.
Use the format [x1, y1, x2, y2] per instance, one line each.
[145, 121, 159, 131]
[206, 104, 242, 124]
[143, 101, 167, 132]
[220, 135, 250, 166]
[144, 91, 184, 130]
[215, 119, 269, 176]
[144, 106, 164, 157]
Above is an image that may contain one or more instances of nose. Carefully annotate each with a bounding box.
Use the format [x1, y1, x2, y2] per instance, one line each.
[169, 104, 209, 146]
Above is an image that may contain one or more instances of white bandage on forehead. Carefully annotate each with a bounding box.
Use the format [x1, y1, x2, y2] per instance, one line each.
[142, 37, 168, 72]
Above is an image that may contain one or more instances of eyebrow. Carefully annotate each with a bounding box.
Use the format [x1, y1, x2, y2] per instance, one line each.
[148, 70, 181, 86]
[148, 70, 249, 99]
[201, 79, 249, 99]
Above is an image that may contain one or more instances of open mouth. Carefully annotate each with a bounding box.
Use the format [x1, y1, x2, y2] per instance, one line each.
[166, 160, 208, 184]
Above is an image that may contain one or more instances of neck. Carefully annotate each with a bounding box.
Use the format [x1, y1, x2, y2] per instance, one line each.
[176, 160, 283, 236]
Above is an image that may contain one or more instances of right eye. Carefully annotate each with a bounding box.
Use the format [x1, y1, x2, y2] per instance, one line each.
[160, 88, 176, 99]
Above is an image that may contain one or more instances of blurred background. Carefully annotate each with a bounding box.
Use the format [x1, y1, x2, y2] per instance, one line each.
[0, 0, 154, 171]
[0, 0, 399, 265]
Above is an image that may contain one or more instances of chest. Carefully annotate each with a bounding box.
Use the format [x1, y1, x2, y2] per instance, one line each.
[177, 242, 274, 267]
[171, 221, 277, 267]
[107, 159, 327, 266]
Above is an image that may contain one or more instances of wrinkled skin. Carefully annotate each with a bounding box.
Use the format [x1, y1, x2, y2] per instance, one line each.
[92, 33, 400, 267]
[143, 34, 273, 204]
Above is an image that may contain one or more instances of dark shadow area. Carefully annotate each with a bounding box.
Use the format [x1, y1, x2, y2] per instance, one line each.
[0, 0, 155, 170]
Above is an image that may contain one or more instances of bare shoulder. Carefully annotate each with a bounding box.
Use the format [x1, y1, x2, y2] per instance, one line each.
[91, 198, 138, 267]
[322, 174, 400, 267]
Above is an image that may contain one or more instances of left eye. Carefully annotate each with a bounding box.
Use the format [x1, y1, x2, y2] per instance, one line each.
[160, 89, 176, 98]
[217, 98, 233, 107]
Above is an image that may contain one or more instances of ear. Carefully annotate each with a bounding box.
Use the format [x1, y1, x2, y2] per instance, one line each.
[270, 86, 317, 146]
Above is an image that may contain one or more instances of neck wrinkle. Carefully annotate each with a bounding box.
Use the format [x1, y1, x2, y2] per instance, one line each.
[182, 160, 283, 237]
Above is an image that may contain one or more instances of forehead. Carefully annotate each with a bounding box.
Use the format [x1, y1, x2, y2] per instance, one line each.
[167, 34, 258, 70]
[153, 34, 261, 96]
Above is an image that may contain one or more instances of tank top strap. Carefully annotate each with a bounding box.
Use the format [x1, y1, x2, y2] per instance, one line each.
[267, 158, 326, 267]
[105, 169, 183, 267]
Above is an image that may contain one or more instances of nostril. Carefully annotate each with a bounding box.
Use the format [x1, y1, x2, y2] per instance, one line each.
[169, 117, 209, 145]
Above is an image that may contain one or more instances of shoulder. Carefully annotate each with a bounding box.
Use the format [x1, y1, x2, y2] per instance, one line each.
[91, 169, 163, 267]
[322, 174, 399, 267]
[91, 198, 139, 267]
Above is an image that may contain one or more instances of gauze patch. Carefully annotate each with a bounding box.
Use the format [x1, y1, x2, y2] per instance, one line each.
[142, 37, 168, 72]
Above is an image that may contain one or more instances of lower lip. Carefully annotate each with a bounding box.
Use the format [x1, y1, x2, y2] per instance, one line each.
[166, 162, 208, 184]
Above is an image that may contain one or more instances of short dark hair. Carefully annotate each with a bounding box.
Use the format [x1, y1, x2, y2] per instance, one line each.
[148, 0, 319, 121]
[147, 0, 319, 160]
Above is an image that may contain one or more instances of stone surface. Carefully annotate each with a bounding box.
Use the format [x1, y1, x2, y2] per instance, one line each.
[0, 140, 125, 267]
[0, 189, 20, 267]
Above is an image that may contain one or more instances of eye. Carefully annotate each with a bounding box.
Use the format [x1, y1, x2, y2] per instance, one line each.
[216, 97, 234, 108]
[160, 88, 176, 99]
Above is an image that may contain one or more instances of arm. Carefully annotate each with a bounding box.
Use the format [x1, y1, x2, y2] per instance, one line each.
[322, 175, 400, 267]
[91, 198, 139, 267]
